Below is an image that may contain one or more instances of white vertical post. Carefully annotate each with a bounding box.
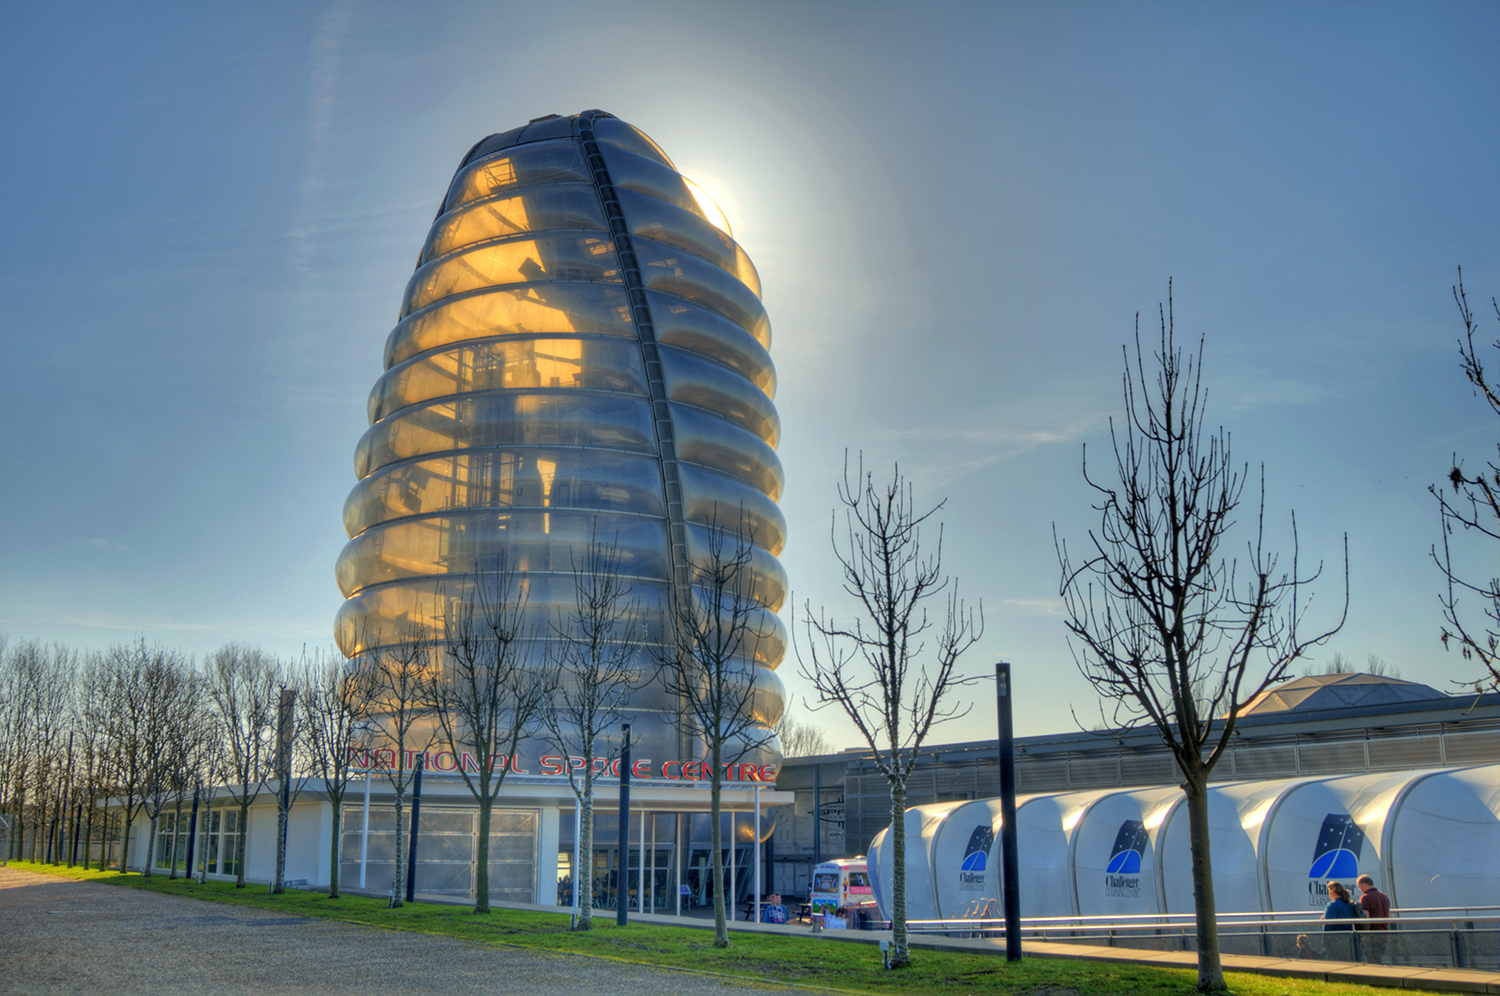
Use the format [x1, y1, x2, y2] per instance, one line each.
[729, 809, 736, 920]
[573, 797, 581, 913]
[674, 812, 682, 917]
[359, 768, 371, 889]
[638, 809, 646, 914]
[754, 784, 762, 924]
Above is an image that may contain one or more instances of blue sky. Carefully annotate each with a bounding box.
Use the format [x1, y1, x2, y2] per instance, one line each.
[1, 1, 1496, 743]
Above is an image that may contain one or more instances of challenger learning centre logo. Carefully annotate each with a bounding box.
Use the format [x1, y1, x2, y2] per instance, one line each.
[1309, 814, 1365, 879]
[958, 824, 993, 891]
[1104, 820, 1148, 897]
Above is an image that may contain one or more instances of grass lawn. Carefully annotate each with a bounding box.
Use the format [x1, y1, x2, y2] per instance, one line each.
[4, 861, 1440, 996]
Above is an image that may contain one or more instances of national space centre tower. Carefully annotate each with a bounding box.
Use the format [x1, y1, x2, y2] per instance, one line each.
[334, 111, 786, 768]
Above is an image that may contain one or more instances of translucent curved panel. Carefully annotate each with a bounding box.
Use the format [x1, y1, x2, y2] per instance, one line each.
[593, 116, 674, 169]
[422, 185, 606, 264]
[682, 177, 733, 239]
[343, 448, 667, 537]
[443, 140, 589, 213]
[682, 522, 787, 612]
[633, 239, 768, 344]
[336, 509, 670, 597]
[386, 284, 634, 368]
[335, 574, 673, 657]
[676, 463, 786, 556]
[658, 344, 779, 446]
[617, 189, 760, 298]
[403, 234, 621, 317]
[599, 145, 705, 223]
[355, 392, 656, 480]
[670, 403, 784, 501]
[682, 594, 787, 669]
[649, 292, 774, 394]
[369, 337, 646, 423]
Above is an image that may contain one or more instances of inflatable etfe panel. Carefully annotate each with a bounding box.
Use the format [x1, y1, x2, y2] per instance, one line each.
[1071, 786, 1180, 918]
[1158, 781, 1273, 915]
[1007, 790, 1113, 918]
[868, 801, 964, 920]
[930, 799, 1006, 919]
[1388, 765, 1500, 913]
[1262, 769, 1427, 913]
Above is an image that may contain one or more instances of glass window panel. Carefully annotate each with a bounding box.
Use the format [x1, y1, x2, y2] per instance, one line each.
[422, 184, 607, 264]
[593, 117, 674, 169]
[387, 284, 635, 369]
[649, 293, 774, 395]
[683, 522, 786, 612]
[632, 240, 769, 345]
[669, 404, 784, 501]
[444, 140, 589, 212]
[336, 509, 670, 597]
[657, 344, 779, 446]
[343, 449, 666, 537]
[369, 337, 646, 423]
[676, 463, 786, 556]
[355, 392, 657, 480]
[402, 234, 622, 317]
[618, 189, 758, 297]
[335, 575, 674, 656]
[600, 145, 703, 220]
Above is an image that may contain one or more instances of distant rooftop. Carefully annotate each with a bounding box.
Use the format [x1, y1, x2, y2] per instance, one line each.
[1236, 671, 1450, 716]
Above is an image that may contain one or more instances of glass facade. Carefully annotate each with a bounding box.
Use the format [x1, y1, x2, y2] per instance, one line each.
[336, 112, 787, 764]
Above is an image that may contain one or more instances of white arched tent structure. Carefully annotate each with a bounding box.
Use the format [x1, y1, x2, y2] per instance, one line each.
[869, 764, 1498, 921]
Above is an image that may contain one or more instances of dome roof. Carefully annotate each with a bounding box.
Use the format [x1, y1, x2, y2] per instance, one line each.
[1237, 672, 1449, 716]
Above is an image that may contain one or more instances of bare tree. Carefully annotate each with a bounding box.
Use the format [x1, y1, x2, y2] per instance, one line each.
[299, 647, 374, 898]
[1431, 269, 1499, 692]
[137, 648, 194, 878]
[431, 561, 552, 914]
[365, 624, 435, 908]
[798, 458, 983, 968]
[773, 705, 831, 758]
[1055, 287, 1346, 991]
[660, 513, 778, 949]
[269, 681, 316, 894]
[206, 644, 278, 887]
[541, 526, 643, 930]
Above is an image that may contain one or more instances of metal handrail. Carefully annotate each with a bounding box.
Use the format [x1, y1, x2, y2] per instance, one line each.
[906, 905, 1499, 927]
[903, 913, 1500, 934]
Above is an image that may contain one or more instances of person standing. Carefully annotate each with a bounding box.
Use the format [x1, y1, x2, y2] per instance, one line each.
[1357, 874, 1392, 964]
[1322, 881, 1360, 930]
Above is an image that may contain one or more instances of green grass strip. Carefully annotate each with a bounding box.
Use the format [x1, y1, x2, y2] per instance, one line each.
[3, 861, 1446, 996]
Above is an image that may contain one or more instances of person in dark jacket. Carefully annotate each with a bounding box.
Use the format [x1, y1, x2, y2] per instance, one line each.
[1357, 875, 1392, 963]
[1323, 881, 1361, 931]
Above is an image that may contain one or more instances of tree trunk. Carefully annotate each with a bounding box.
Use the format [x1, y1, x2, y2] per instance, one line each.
[576, 789, 594, 930]
[710, 760, 728, 948]
[328, 799, 342, 898]
[119, 804, 135, 873]
[168, 797, 184, 879]
[273, 802, 288, 893]
[82, 798, 94, 871]
[475, 798, 491, 913]
[889, 776, 911, 968]
[1185, 769, 1225, 991]
[391, 790, 406, 907]
[142, 812, 157, 877]
[235, 801, 251, 887]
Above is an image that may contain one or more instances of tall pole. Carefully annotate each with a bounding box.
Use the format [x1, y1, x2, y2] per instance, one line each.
[184, 783, 200, 877]
[995, 662, 1022, 962]
[359, 769, 371, 889]
[754, 784, 762, 923]
[405, 752, 424, 903]
[616, 722, 631, 927]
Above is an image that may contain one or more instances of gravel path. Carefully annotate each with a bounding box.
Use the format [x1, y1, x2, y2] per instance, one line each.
[0, 868, 826, 996]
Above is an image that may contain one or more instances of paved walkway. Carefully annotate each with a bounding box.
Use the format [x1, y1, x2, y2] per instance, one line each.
[0, 868, 833, 996]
